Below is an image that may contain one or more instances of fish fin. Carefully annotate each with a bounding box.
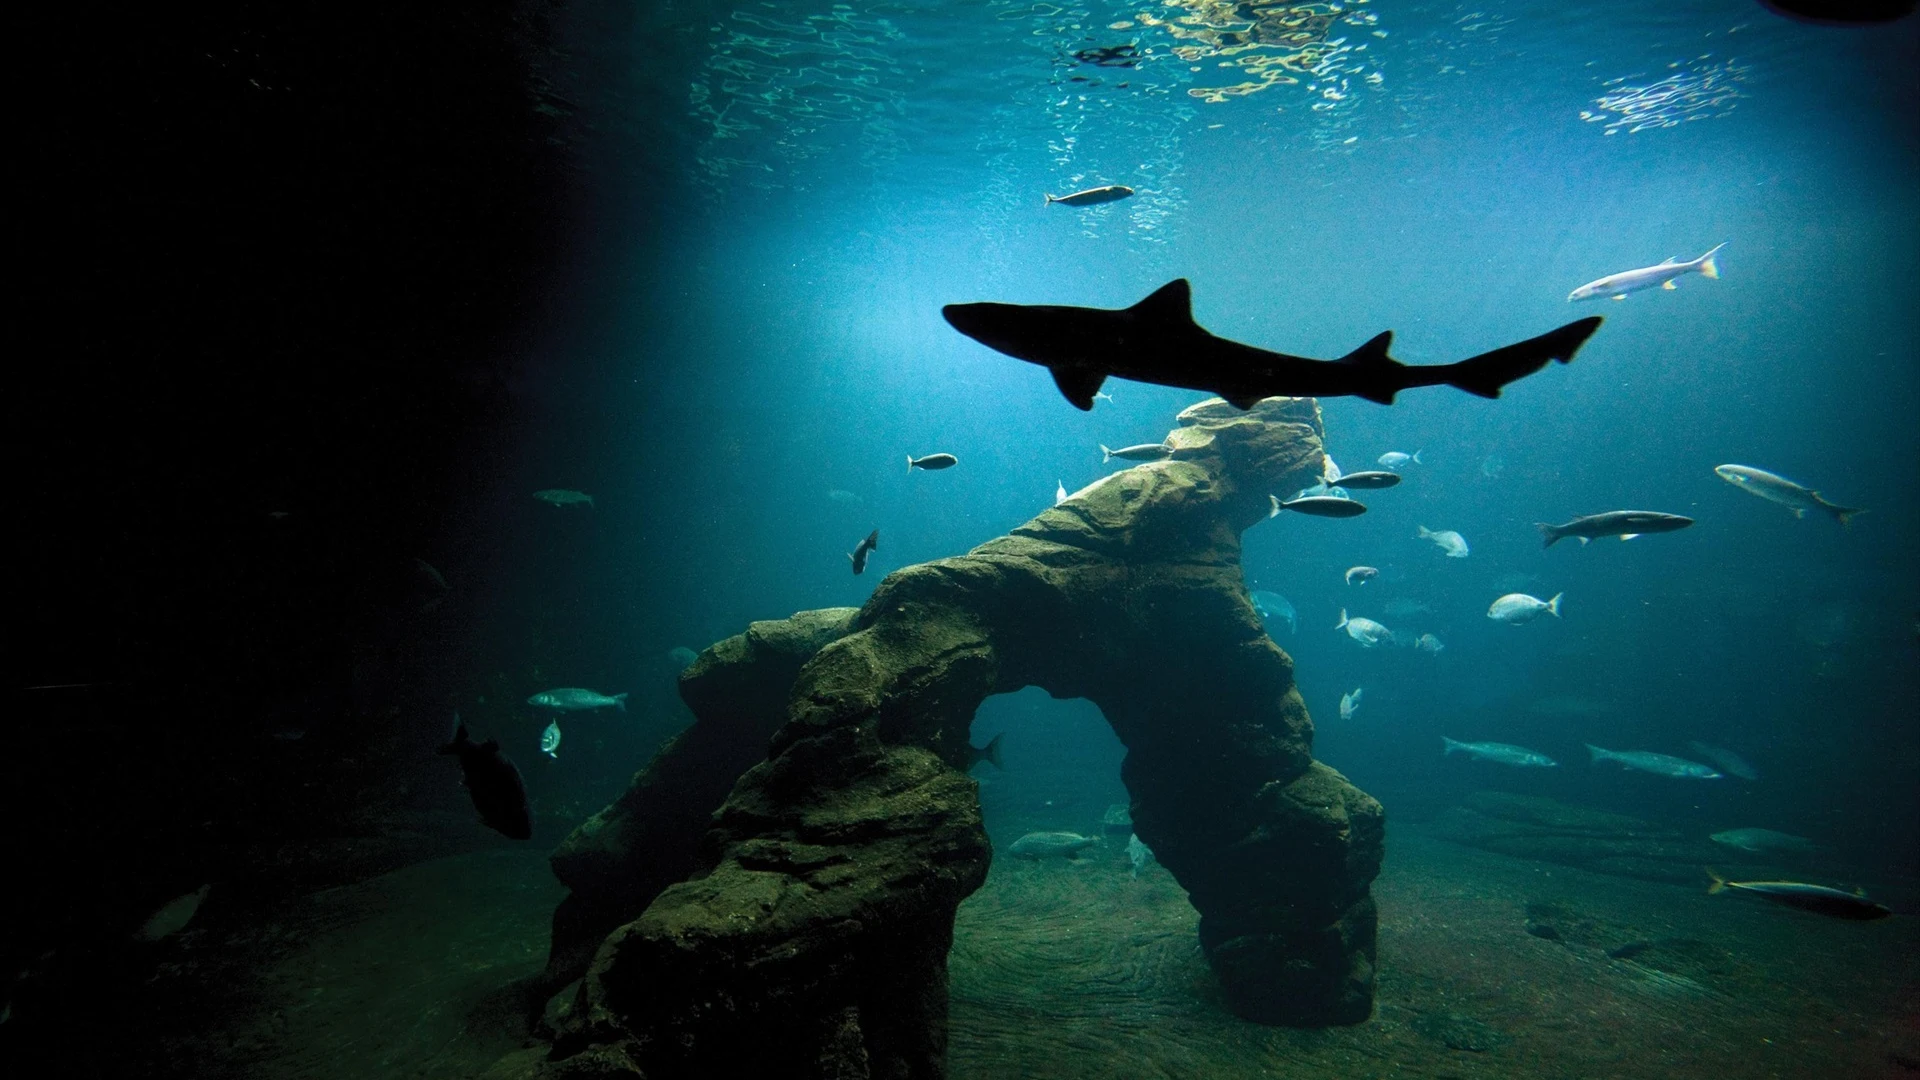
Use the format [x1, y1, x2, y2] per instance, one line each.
[1706, 868, 1727, 894]
[613, 693, 628, 712]
[1661, 280, 1676, 290]
[1610, 294, 1627, 301]
[1128, 279, 1197, 327]
[1619, 533, 1639, 540]
[1044, 193, 1058, 205]
[1412, 449, 1424, 465]
[586, 495, 595, 509]
[439, 713, 468, 754]
[1338, 332, 1400, 404]
[1585, 743, 1606, 761]
[1051, 367, 1107, 411]
[1337, 608, 1349, 629]
[1546, 592, 1563, 616]
[1442, 737, 1459, 754]
[1269, 495, 1281, 518]
[1696, 242, 1725, 279]
[1101, 444, 1114, 463]
[1830, 504, 1867, 527]
[1576, 535, 1590, 545]
[1535, 523, 1561, 547]
[1792, 507, 1806, 519]
[907, 455, 914, 474]
[982, 732, 1005, 770]
[1441, 316, 1602, 399]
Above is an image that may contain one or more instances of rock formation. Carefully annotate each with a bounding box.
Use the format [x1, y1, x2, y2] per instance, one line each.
[1432, 791, 1725, 884]
[516, 396, 1385, 1079]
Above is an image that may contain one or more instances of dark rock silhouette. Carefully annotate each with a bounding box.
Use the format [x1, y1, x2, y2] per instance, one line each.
[515, 396, 1384, 1079]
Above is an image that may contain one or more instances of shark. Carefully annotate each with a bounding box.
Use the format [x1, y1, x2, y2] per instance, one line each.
[941, 279, 1603, 410]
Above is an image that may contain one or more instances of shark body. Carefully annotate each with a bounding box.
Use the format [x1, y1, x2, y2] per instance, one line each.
[942, 279, 1602, 410]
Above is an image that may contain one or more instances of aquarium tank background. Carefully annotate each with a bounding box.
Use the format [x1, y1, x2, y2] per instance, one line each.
[8, 0, 1917, 1077]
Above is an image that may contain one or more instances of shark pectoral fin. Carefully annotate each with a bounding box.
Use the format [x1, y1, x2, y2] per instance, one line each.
[1662, 280, 1677, 290]
[1130, 279, 1197, 326]
[1050, 366, 1108, 410]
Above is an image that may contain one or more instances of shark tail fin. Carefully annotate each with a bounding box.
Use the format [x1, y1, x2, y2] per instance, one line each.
[1536, 522, 1562, 548]
[1706, 868, 1727, 895]
[1696, 242, 1726, 280]
[1443, 316, 1604, 399]
[1338, 332, 1401, 404]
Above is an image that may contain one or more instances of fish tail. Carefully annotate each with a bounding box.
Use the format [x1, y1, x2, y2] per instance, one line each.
[982, 732, 1005, 770]
[586, 494, 596, 509]
[907, 455, 914, 474]
[1100, 444, 1113, 463]
[439, 712, 468, 754]
[1441, 736, 1460, 755]
[1706, 868, 1727, 894]
[1546, 592, 1563, 617]
[1585, 743, 1607, 762]
[1412, 449, 1424, 465]
[1269, 494, 1281, 518]
[1535, 522, 1561, 548]
[1337, 608, 1349, 629]
[613, 692, 628, 712]
[1696, 242, 1726, 280]
[1830, 503, 1867, 527]
[1044, 193, 1058, 206]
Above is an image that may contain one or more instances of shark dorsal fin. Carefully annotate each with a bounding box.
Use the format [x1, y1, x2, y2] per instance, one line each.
[1130, 279, 1195, 325]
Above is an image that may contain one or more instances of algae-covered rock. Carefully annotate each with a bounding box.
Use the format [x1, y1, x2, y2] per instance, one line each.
[517, 396, 1385, 1079]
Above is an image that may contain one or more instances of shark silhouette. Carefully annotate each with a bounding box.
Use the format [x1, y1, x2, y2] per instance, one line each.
[941, 279, 1603, 410]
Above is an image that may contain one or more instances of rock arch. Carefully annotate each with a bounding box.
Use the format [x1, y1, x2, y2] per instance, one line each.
[526, 397, 1384, 1079]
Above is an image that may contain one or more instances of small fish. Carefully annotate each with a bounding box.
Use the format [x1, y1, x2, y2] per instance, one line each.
[849, 528, 880, 575]
[1442, 737, 1557, 767]
[1336, 608, 1393, 647]
[1707, 870, 1889, 921]
[1345, 566, 1379, 585]
[666, 646, 698, 671]
[527, 688, 629, 712]
[969, 732, 1005, 770]
[533, 489, 594, 508]
[1378, 450, 1423, 468]
[1480, 454, 1505, 479]
[1416, 525, 1469, 557]
[1101, 441, 1173, 463]
[1710, 828, 1814, 855]
[1271, 494, 1368, 518]
[1329, 470, 1401, 489]
[1585, 745, 1721, 779]
[1488, 592, 1562, 623]
[1414, 632, 1445, 654]
[1537, 510, 1694, 547]
[1093, 390, 1115, 405]
[1340, 688, 1362, 720]
[540, 721, 562, 759]
[1570, 243, 1725, 302]
[1688, 741, 1759, 781]
[1009, 831, 1101, 858]
[1127, 834, 1155, 879]
[908, 453, 959, 472]
[827, 489, 862, 504]
[1714, 464, 1864, 525]
[136, 884, 212, 942]
[1045, 184, 1135, 207]
[439, 715, 533, 839]
[1055, 480, 1068, 505]
[1251, 590, 1297, 634]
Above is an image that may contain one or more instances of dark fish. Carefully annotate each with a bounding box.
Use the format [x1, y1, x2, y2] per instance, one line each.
[1537, 510, 1694, 547]
[849, 528, 879, 575]
[1708, 870, 1890, 920]
[1605, 940, 1654, 960]
[969, 732, 1005, 771]
[1271, 495, 1369, 518]
[942, 279, 1603, 410]
[1071, 44, 1141, 67]
[1328, 470, 1401, 489]
[438, 715, 532, 840]
[1045, 185, 1134, 207]
[908, 453, 959, 472]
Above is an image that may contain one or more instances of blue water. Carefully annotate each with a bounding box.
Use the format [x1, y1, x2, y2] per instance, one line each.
[487, 0, 1916, 871]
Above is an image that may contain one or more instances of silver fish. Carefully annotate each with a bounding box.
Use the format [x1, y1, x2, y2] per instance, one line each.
[137, 885, 212, 941]
[1009, 831, 1101, 858]
[1688, 741, 1759, 781]
[1586, 745, 1721, 778]
[1414, 632, 1445, 653]
[1345, 565, 1378, 585]
[1707, 871, 1889, 920]
[849, 528, 879, 575]
[1488, 592, 1562, 623]
[1055, 479, 1068, 505]
[533, 489, 594, 508]
[1272, 495, 1368, 518]
[1377, 450, 1423, 468]
[1537, 510, 1694, 546]
[1336, 608, 1393, 647]
[526, 688, 628, 713]
[1416, 525, 1469, 557]
[1714, 464, 1864, 524]
[1101, 441, 1173, 463]
[1330, 470, 1401, 489]
[1710, 828, 1813, 854]
[540, 721, 562, 759]
[1340, 688, 1362, 720]
[1442, 737, 1556, 767]
[908, 453, 959, 472]
[1570, 243, 1724, 302]
[1044, 184, 1134, 207]
[1250, 590, 1296, 634]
